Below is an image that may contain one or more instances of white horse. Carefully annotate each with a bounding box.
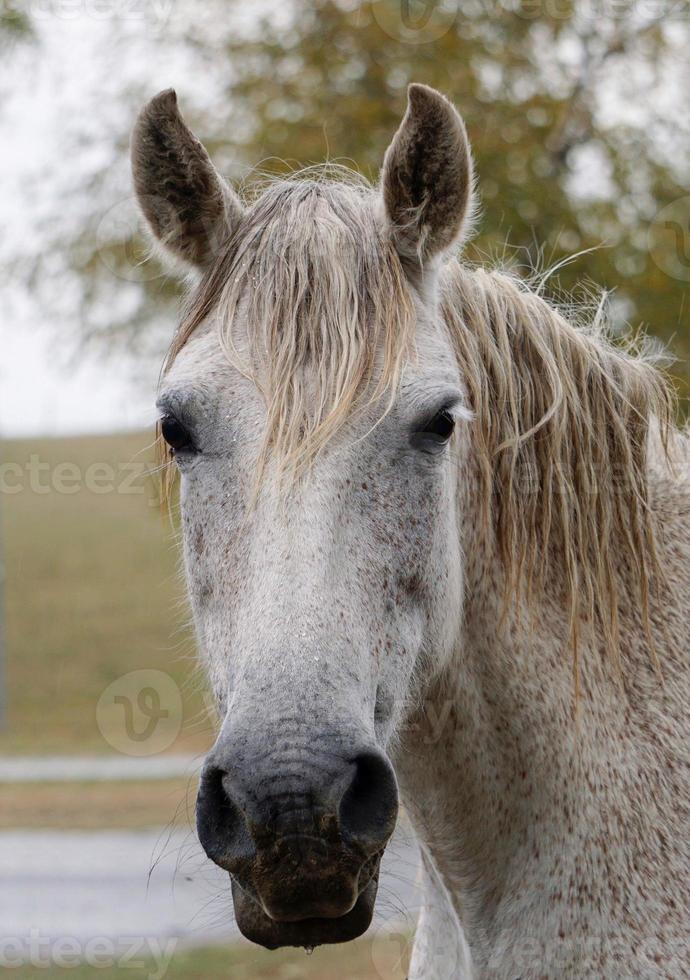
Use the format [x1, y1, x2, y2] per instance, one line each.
[132, 84, 689, 978]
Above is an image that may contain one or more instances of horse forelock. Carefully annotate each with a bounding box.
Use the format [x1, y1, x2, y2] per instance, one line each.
[166, 171, 416, 483]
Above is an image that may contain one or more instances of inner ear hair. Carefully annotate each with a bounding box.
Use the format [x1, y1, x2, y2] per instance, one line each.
[131, 88, 244, 270]
[381, 83, 474, 267]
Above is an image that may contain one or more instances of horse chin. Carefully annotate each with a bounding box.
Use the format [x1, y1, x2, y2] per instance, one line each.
[230, 875, 380, 950]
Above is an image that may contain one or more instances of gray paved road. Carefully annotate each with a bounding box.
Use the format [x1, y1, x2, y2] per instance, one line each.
[0, 825, 421, 964]
[0, 755, 200, 782]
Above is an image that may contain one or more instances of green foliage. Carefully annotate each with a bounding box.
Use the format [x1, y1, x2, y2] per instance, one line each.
[0, 432, 210, 755]
[14, 938, 405, 979]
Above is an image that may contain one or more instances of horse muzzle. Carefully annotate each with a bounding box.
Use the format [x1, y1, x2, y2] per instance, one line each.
[196, 739, 398, 949]
[230, 872, 382, 949]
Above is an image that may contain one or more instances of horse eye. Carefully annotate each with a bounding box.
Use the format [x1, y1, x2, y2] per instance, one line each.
[160, 414, 194, 453]
[423, 409, 455, 443]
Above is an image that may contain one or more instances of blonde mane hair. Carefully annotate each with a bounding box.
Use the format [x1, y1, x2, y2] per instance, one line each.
[441, 263, 675, 677]
[165, 173, 416, 484]
[163, 174, 677, 671]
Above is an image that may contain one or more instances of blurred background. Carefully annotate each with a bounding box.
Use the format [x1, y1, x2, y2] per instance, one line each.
[0, 1, 688, 977]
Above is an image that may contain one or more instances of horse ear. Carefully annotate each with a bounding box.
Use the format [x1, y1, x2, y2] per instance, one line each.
[131, 89, 244, 270]
[381, 84, 474, 266]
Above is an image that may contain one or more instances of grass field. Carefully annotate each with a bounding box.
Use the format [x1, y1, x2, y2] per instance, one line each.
[0, 776, 197, 829]
[0, 431, 212, 756]
[17, 939, 409, 979]
[0, 434, 413, 979]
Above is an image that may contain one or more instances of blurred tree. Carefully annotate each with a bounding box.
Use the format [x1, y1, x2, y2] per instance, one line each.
[0, 0, 34, 733]
[214, 0, 690, 386]
[12, 1, 690, 394]
[0, 6, 32, 44]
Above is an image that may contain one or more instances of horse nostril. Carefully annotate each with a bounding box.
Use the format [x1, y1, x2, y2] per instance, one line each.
[196, 764, 256, 873]
[197, 746, 398, 880]
[338, 750, 399, 856]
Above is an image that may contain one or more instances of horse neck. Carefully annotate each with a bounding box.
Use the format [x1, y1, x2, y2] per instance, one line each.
[395, 454, 688, 975]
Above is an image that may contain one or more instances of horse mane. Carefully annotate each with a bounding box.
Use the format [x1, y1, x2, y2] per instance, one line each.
[440, 261, 676, 672]
[164, 173, 678, 669]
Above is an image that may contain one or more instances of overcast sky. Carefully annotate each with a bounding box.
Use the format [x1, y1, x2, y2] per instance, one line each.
[0, 7, 196, 438]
